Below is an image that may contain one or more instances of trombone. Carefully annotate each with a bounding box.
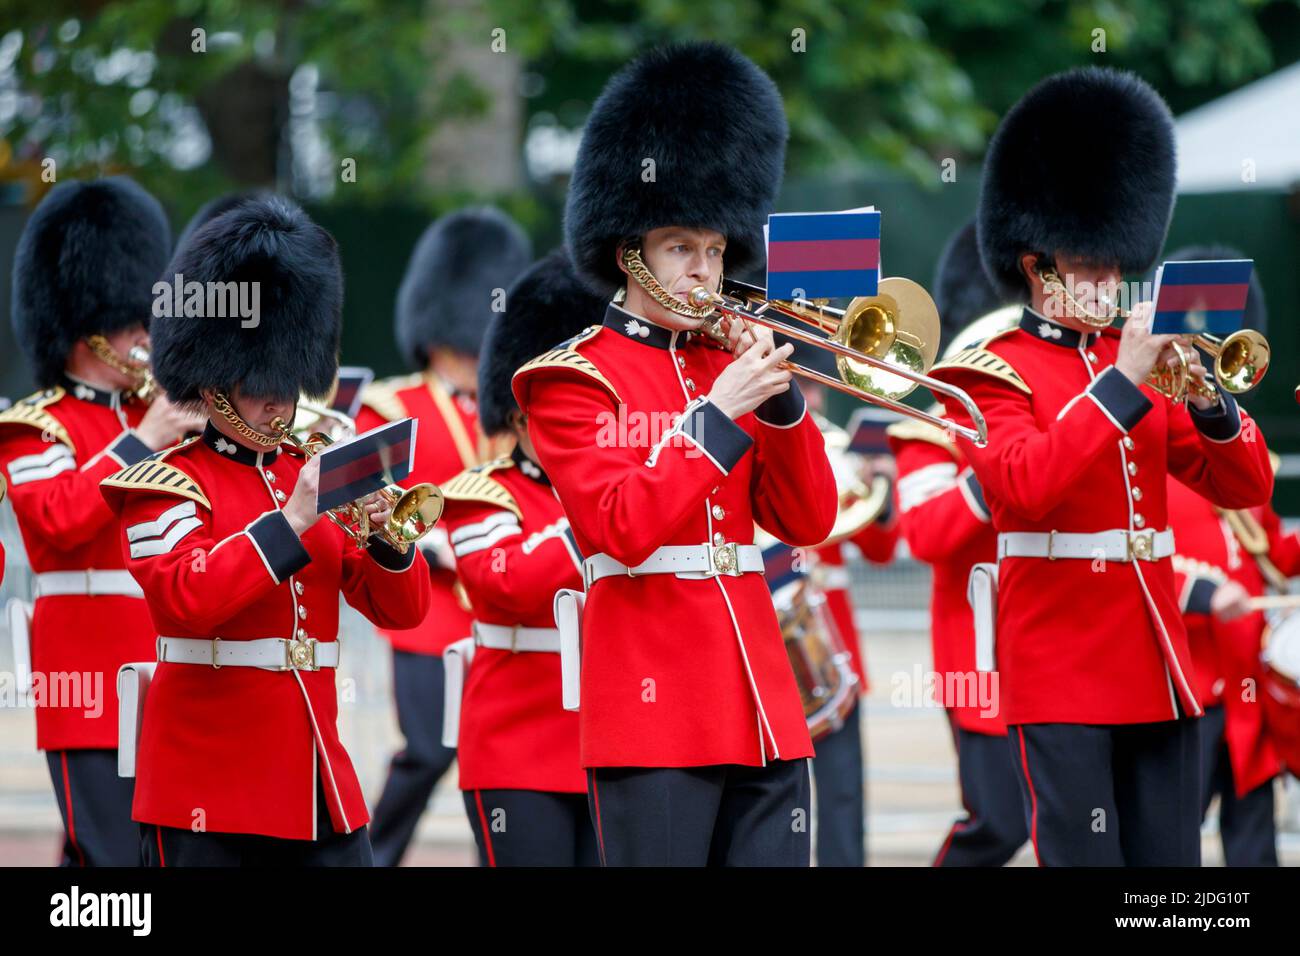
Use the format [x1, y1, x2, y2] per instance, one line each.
[687, 277, 988, 446]
[270, 411, 444, 555]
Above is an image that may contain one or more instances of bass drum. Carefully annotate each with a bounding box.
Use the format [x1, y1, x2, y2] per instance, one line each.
[1260, 611, 1300, 775]
[776, 578, 859, 742]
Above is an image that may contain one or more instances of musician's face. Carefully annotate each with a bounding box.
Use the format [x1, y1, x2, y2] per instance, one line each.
[1025, 252, 1122, 331]
[624, 226, 726, 330]
[203, 385, 295, 447]
[91, 323, 150, 390]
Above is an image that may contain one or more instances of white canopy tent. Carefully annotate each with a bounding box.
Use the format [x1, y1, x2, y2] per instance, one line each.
[1175, 60, 1300, 193]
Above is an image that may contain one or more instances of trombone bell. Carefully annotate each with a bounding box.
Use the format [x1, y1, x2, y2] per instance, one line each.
[833, 278, 940, 402]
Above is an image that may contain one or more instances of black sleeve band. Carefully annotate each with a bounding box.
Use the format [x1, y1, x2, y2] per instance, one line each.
[247, 511, 312, 584]
[1185, 577, 1218, 615]
[962, 469, 990, 520]
[367, 535, 418, 572]
[754, 380, 807, 428]
[109, 431, 154, 468]
[1188, 391, 1243, 442]
[678, 398, 753, 474]
[1087, 367, 1152, 433]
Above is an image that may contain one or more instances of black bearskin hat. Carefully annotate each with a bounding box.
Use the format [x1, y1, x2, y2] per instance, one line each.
[478, 249, 606, 436]
[934, 220, 1010, 348]
[11, 176, 171, 387]
[977, 67, 1176, 299]
[564, 42, 788, 296]
[394, 206, 533, 369]
[150, 197, 342, 405]
[174, 192, 263, 255]
[1155, 244, 1267, 335]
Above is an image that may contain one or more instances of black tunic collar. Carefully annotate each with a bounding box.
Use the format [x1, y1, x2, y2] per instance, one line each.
[60, 375, 128, 408]
[202, 421, 280, 466]
[1018, 307, 1100, 350]
[511, 443, 550, 486]
[602, 303, 693, 350]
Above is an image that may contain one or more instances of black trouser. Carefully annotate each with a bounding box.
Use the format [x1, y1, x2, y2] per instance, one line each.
[46, 749, 138, 867]
[1008, 717, 1201, 866]
[1198, 704, 1278, 867]
[810, 701, 865, 867]
[933, 717, 1028, 867]
[587, 759, 811, 866]
[463, 789, 599, 867]
[140, 777, 373, 867]
[370, 649, 457, 867]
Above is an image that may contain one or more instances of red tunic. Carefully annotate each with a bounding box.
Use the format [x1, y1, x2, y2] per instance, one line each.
[514, 305, 838, 767]
[0, 382, 155, 750]
[356, 373, 501, 655]
[889, 420, 1006, 734]
[1166, 477, 1290, 795]
[441, 452, 585, 792]
[930, 308, 1273, 726]
[99, 424, 432, 840]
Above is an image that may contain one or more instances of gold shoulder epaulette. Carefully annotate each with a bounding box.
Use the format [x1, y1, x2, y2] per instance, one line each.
[885, 413, 957, 452]
[360, 373, 422, 422]
[101, 448, 210, 510]
[0, 387, 73, 450]
[930, 348, 1031, 395]
[441, 458, 520, 519]
[513, 327, 620, 402]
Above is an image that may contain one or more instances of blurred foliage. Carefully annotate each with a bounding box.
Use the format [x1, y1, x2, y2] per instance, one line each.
[0, 0, 1296, 220]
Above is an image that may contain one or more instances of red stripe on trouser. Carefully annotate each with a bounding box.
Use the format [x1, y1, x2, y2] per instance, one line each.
[1016, 727, 1042, 866]
[932, 821, 968, 867]
[473, 791, 497, 867]
[60, 752, 85, 867]
[590, 771, 606, 867]
[156, 826, 166, 867]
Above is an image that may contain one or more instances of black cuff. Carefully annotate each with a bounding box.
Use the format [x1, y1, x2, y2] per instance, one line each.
[961, 469, 990, 520]
[1188, 390, 1242, 442]
[754, 379, 807, 428]
[679, 398, 753, 474]
[1185, 577, 1218, 615]
[875, 482, 895, 527]
[1086, 367, 1152, 433]
[367, 535, 417, 572]
[247, 511, 312, 584]
[108, 431, 154, 468]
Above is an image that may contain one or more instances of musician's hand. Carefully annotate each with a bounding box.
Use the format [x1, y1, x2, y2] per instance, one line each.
[283, 455, 322, 536]
[1210, 579, 1251, 623]
[361, 491, 393, 532]
[1115, 302, 1181, 387]
[136, 397, 207, 450]
[708, 329, 794, 420]
[721, 315, 759, 356]
[1180, 346, 1219, 412]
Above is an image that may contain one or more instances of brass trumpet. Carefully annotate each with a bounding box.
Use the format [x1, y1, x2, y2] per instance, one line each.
[687, 277, 988, 447]
[270, 414, 444, 554]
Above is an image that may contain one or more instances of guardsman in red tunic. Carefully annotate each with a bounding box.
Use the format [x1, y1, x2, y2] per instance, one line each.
[1163, 244, 1285, 866]
[928, 69, 1273, 866]
[358, 207, 531, 866]
[1, 177, 201, 866]
[440, 249, 604, 866]
[513, 43, 837, 866]
[99, 198, 432, 866]
[890, 221, 1028, 867]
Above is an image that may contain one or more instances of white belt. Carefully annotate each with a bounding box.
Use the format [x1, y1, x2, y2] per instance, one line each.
[997, 528, 1174, 563]
[583, 543, 764, 588]
[441, 624, 563, 747]
[156, 636, 340, 671]
[34, 570, 143, 598]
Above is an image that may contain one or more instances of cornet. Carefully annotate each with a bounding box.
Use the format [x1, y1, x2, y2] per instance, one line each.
[685, 277, 988, 447]
[270, 413, 444, 555]
[1037, 265, 1270, 403]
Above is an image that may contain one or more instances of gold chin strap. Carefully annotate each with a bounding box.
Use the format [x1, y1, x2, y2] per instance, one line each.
[1036, 267, 1118, 330]
[86, 335, 149, 384]
[621, 245, 718, 320]
[210, 392, 284, 448]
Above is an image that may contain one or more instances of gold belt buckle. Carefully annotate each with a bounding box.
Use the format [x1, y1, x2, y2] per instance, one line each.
[713, 542, 739, 575]
[286, 638, 318, 671]
[1128, 530, 1155, 562]
[211, 636, 222, 670]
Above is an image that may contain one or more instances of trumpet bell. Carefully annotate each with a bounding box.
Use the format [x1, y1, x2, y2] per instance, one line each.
[1212, 329, 1269, 395]
[386, 483, 445, 545]
[833, 277, 940, 402]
